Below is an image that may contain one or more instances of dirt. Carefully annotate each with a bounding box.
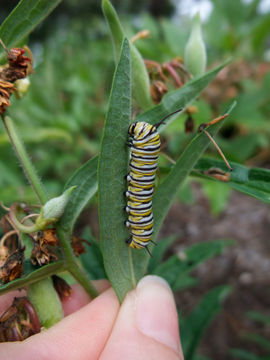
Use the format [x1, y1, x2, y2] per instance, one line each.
[159, 184, 270, 359]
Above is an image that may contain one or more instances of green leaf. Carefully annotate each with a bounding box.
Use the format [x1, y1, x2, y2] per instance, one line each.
[246, 311, 270, 325]
[59, 156, 98, 235]
[0, 260, 65, 296]
[181, 285, 231, 360]
[148, 235, 177, 273]
[151, 102, 236, 242]
[243, 333, 270, 352]
[193, 158, 270, 204]
[98, 38, 135, 302]
[202, 180, 231, 215]
[153, 239, 234, 290]
[173, 274, 199, 291]
[0, 0, 62, 62]
[194, 355, 212, 360]
[229, 349, 266, 360]
[102, 0, 152, 110]
[102, 0, 125, 61]
[80, 228, 107, 280]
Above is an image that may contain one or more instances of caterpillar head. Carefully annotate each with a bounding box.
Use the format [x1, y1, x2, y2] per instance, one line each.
[128, 122, 149, 137]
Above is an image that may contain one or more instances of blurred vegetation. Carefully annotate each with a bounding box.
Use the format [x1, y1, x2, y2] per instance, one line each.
[1, 0, 269, 213]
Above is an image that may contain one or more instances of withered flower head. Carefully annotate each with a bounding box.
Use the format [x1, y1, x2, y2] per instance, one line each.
[150, 80, 168, 104]
[52, 275, 72, 300]
[0, 247, 25, 284]
[0, 47, 32, 83]
[31, 230, 58, 266]
[0, 297, 41, 342]
[71, 235, 91, 257]
[7, 48, 30, 67]
[0, 80, 15, 114]
[0, 44, 33, 114]
[42, 229, 58, 246]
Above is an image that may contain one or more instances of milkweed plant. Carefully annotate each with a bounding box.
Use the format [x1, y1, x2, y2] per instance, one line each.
[2, 0, 265, 357]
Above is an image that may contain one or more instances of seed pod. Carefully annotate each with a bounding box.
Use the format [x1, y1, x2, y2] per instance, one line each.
[184, 12, 207, 77]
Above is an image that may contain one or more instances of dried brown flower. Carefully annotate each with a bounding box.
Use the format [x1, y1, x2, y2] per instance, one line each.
[0, 247, 24, 284]
[30, 230, 58, 266]
[0, 44, 33, 114]
[71, 235, 91, 257]
[0, 297, 41, 342]
[150, 80, 168, 104]
[52, 275, 72, 300]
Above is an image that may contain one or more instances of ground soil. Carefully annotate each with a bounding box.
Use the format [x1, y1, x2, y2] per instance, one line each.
[159, 184, 270, 359]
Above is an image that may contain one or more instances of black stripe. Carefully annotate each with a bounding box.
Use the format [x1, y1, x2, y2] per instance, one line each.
[130, 163, 157, 172]
[128, 189, 154, 197]
[138, 127, 156, 141]
[138, 124, 147, 137]
[128, 174, 155, 184]
[127, 202, 152, 210]
[131, 230, 153, 237]
[128, 214, 153, 223]
[132, 239, 148, 247]
[131, 145, 160, 152]
[132, 153, 158, 161]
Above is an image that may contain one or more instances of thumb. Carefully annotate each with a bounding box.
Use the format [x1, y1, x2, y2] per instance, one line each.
[100, 275, 184, 360]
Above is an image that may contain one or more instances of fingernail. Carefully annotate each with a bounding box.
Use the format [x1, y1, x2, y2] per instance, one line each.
[136, 275, 181, 354]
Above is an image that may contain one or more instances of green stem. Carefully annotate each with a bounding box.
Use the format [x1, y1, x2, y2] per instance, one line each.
[10, 206, 38, 233]
[56, 226, 98, 298]
[27, 278, 64, 328]
[3, 116, 48, 205]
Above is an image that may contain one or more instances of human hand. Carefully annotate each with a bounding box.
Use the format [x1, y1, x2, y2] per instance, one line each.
[0, 275, 183, 360]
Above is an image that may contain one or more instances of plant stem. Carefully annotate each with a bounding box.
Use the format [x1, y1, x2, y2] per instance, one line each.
[56, 226, 98, 298]
[3, 116, 48, 205]
[27, 277, 64, 328]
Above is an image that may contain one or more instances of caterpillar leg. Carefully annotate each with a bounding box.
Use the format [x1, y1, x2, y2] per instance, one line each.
[125, 220, 130, 228]
[125, 237, 132, 245]
[145, 246, 153, 257]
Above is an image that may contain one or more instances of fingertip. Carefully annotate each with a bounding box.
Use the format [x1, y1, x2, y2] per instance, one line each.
[0, 289, 26, 315]
[136, 275, 182, 356]
[100, 275, 183, 360]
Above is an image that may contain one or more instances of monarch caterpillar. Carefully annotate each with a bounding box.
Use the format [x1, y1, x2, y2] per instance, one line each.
[125, 110, 231, 253]
[125, 110, 182, 252]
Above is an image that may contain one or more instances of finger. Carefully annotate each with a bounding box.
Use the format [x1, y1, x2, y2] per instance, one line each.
[0, 287, 120, 360]
[62, 279, 110, 316]
[0, 289, 26, 315]
[100, 275, 183, 360]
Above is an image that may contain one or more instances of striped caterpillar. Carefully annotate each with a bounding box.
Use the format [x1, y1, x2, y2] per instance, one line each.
[125, 109, 231, 253]
[125, 121, 160, 251]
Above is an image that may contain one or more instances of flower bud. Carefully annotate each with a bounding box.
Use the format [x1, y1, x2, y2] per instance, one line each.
[184, 12, 207, 77]
[14, 77, 30, 98]
[36, 186, 76, 229]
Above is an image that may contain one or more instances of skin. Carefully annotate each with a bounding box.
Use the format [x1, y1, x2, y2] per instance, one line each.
[0, 275, 184, 360]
